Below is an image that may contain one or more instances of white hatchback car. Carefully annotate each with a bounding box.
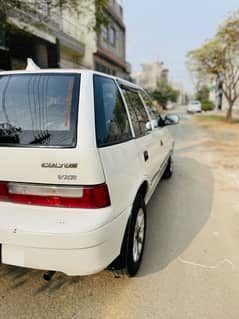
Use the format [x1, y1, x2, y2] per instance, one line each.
[187, 100, 202, 113]
[0, 62, 179, 278]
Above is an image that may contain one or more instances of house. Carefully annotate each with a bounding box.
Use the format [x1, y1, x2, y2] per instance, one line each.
[132, 61, 168, 91]
[94, 0, 131, 79]
[0, 0, 95, 70]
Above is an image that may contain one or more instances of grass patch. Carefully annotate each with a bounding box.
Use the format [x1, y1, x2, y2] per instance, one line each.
[195, 114, 239, 124]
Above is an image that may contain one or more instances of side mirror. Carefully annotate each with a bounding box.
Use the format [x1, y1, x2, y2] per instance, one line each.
[164, 114, 180, 126]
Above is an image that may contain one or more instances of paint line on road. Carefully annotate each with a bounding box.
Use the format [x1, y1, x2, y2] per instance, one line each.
[178, 257, 235, 271]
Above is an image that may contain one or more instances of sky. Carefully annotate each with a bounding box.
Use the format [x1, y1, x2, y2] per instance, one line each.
[123, 0, 239, 93]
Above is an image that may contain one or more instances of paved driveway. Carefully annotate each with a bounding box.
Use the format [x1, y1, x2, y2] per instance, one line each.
[0, 109, 238, 319]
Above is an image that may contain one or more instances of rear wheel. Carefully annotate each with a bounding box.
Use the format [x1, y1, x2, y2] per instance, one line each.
[110, 195, 146, 277]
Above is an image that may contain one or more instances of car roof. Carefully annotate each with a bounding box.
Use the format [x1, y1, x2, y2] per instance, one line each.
[0, 68, 140, 91]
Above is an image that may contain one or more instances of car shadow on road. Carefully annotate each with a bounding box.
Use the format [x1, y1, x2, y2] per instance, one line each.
[138, 155, 214, 277]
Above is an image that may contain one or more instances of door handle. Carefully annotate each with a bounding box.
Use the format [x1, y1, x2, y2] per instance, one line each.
[144, 150, 149, 162]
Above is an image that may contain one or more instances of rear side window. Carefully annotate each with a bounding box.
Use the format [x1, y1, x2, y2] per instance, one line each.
[122, 88, 151, 137]
[94, 75, 132, 147]
[0, 73, 80, 147]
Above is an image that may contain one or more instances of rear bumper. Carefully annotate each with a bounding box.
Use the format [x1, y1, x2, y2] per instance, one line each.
[1, 240, 117, 276]
[187, 108, 201, 113]
[0, 204, 130, 275]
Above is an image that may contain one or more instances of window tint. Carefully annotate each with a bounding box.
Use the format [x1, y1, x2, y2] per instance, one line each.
[94, 75, 132, 147]
[0, 74, 80, 147]
[122, 88, 151, 137]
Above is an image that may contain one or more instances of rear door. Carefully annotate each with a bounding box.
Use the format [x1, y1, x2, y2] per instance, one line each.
[139, 91, 171, 171]
[120, 87, 158, 186]
[93, 75, 141, 214]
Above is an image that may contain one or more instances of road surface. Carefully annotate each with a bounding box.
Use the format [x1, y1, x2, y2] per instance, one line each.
[0, 108, 239, 319]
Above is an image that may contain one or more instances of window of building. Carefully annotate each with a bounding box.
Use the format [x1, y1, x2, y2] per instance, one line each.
[102, 26, 108, 41]
[122, 88, 151, 137]
[109, 27, 116, 46]
[94, 75, 132, 147]
[95, 62, 101, 72]
[39, 0, 49, 16]
[95, 62, 117, 77]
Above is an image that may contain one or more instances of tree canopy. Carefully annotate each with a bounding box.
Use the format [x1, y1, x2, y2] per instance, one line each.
[187, 10, 239, 122]
[151, 78, 180, 109]
[196, 86, 210, 103]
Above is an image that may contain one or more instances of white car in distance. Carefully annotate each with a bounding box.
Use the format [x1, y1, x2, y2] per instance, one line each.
[187, 100, 202, 113]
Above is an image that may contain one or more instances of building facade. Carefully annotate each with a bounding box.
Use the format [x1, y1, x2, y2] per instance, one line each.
[132, 61, 168, 91]
[94, 0, 131, 79]
[0, 0, 96, 71]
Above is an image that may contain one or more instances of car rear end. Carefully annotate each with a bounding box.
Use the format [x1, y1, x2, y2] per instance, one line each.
[187, 101, 202, 113]
[0, 70, 128, 275]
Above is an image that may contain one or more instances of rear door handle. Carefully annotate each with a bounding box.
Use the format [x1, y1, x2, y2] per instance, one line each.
[144, 150, 149, 162]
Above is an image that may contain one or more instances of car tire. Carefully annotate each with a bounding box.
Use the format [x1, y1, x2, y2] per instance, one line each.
[163, 156, 173, 179]
[109, 194, 147, 277]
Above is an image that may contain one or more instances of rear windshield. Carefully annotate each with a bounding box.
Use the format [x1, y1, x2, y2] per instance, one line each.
[0, 73, 80, 147]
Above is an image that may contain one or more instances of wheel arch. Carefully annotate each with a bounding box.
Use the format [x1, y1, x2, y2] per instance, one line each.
[136, 180, 148, 200]
[108, 180, 149, 271]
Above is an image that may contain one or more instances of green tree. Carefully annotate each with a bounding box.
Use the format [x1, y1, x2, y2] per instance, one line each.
[196, 86, 210, 102]
[195, 85, 215, 111]
[170, 88, 180, 103]
[151, 90, 168, 108]
[151, 79, 180, 109]
[187, 10, 239, 122]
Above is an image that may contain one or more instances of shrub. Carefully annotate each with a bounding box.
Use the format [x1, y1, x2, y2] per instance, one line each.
[201, 100, 215, 111]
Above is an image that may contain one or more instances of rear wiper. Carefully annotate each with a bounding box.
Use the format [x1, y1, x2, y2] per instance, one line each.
[29, 131, 51, 145]
[0, 122, 22, 144]
[0, 122, 22, 136]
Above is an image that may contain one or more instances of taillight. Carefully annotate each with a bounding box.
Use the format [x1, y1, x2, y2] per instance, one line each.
[0, 182, 111, 209]
[0, 182, 8, 201]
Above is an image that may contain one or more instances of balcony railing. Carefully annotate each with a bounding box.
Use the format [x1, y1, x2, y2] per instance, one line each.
[9, 5, 85, 56]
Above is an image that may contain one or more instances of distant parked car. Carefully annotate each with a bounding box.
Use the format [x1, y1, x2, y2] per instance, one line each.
[187, 101, 202, 113]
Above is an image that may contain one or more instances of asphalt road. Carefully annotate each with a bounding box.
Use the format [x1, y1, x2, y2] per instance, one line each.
[0, 108, 239, 319]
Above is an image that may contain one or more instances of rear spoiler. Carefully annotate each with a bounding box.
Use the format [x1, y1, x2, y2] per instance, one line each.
[25, 58, 41, 72]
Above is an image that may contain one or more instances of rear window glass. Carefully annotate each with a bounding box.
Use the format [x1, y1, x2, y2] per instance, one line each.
[0, 73, 80, 147]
